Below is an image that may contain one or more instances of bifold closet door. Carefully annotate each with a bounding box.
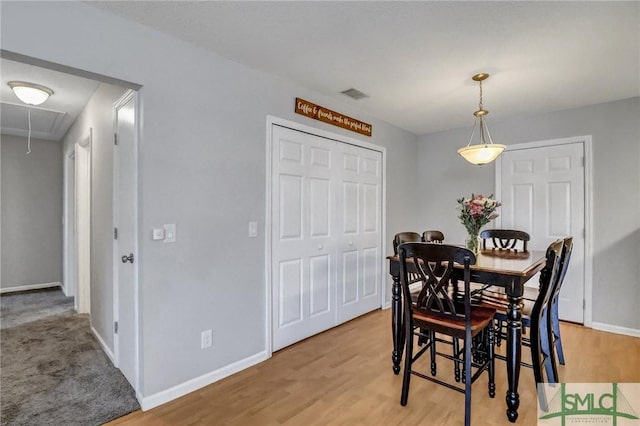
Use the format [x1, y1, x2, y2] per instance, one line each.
[272, 126, 336, 351]
[335, 142, 382, 324]
[271, 125, 382, 351]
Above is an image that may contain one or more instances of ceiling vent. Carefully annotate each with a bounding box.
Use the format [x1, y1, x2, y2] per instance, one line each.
[340, 88, 369, 100]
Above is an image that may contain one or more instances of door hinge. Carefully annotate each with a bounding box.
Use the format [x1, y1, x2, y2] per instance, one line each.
[583, 299, 586, 310]
[114, 321, 119, 334]
[581, 156, 585, 167]
[114, 133, 119, 146]
[114, 227, 118, 240]
[582, 228, 586, 238]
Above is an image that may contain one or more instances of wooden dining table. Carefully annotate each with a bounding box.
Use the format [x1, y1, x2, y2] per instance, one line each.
[387, 248, 547, 423]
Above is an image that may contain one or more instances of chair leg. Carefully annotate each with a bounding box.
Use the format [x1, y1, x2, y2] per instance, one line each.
[487, 327, 496, 398]
[400, 325, 414, 406]
[464, 333, 472, 426]
[551, 301, 565, 365]
[530, 322, 549, 412]
[540, 313, 558, 383]
[495, 319, 503, 347]
[430, 331, 437, 376]
[453, 338, 461, 382]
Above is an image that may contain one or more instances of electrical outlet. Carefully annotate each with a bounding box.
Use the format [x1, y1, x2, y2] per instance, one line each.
[201, 329, 212, 349]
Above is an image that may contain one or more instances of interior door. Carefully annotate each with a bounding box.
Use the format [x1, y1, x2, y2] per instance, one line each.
[499, 142, 585, 323]
[335, 143, 382, 323]
[271, 125, 336, 351]
[114, 91, 138, 388]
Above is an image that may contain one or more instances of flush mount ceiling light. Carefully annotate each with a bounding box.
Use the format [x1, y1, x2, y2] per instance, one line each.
[457, 73, 505, 166]
[8, 81, 53, 106]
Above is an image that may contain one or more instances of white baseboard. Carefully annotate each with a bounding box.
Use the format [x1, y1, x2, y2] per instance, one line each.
[140, 350, 269, 411]
[91, 325, 116, 364]
[591, 322, 640, 338]
[0, 282, 61, 294]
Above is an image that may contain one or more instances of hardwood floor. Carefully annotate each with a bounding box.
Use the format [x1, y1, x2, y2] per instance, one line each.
[109, 309, 640, 425]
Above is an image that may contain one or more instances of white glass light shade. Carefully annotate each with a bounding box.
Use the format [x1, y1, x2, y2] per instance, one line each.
[458, 144, 506, 166]
[8, 81, 53, 106]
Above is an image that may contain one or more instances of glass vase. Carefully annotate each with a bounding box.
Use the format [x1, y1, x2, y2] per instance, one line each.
[466, 232, 479, 255]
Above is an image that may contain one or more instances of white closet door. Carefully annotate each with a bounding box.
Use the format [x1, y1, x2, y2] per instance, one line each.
[336, 143, 382, 324]
[272, 126, 336, 350]
[499, 142, 585, 323]
[271, 125, 383, 350]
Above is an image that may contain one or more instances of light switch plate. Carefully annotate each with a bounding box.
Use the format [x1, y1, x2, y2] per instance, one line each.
[163, 224, 176, 243]
[248, 221, 258, 238]
[152, 228, 165, 240]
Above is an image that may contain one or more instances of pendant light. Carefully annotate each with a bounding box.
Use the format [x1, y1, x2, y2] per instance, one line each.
[457, 73, 505, 165]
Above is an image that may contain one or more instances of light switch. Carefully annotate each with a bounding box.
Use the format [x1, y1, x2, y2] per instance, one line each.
[248, 221, 258, 238]
[163, 224, 176, 243]
[152, 228, 165, 240]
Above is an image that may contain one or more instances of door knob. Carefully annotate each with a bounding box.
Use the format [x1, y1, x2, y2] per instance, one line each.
[121, 253, 134, 264]
[349, 241, 354, 246]
[317, 244, 323, 250]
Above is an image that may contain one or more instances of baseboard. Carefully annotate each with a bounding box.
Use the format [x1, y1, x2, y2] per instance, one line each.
[91, 325, 116, 364]
[591, 322, 640, 338]
[139, 350, 269, 411]
[0, 282, 61, 294]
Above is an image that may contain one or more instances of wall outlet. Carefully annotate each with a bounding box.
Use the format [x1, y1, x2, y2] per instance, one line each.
[248, 221, 258, 238]
[201, 329, 212, 349]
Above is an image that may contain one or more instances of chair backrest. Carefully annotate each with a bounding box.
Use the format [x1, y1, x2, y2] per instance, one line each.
[398, 243, 476, 324]
[480, 229, 530, 252]
[550, 237, 574, 306]
[531, 239, 565, 321]
[422, 230, 445, 243]
[393, 232, 421, 255]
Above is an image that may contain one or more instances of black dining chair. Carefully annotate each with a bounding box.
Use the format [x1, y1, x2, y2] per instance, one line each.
[422, 230, 445, 243]
[393, 232, 422, 255]
[481, 229, 530, 252]
[548, 237, 573, 373]
[398, 243, 496, 426]
[479, 239, 565, 410]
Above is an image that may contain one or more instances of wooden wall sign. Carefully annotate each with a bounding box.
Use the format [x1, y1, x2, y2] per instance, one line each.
[295, 97, 372, 137]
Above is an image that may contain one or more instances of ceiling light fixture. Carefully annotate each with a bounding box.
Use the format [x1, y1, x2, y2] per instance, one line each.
[8, 81, 53, 106]
[457, 73, 505, 165]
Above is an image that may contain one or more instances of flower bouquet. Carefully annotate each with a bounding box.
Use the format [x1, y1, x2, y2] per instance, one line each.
[457, 194, 501, 253]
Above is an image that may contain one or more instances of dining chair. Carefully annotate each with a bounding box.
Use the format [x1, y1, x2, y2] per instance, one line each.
[393, 232, 422, 255]
[480, 229, 530, 252]
[479, 239, 564, 410]
[422, 230, 445, 243]
[398, 243, 496, 426]
[548, 237, 573, 372]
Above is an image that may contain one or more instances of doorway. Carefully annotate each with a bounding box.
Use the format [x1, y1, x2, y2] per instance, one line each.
[495, 136, 593, 325]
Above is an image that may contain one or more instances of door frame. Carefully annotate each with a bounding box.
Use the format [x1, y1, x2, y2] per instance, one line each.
[265, 115, 387, 357]
[72, 127, 93, 314]
[63, 151, 76, 297]
[494, 135, 593, 327]
[112, 89, 140, 391]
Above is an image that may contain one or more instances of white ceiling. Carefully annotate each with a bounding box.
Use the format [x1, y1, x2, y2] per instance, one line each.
[1, 58, 100, 141]
[89, 1, 639, 135]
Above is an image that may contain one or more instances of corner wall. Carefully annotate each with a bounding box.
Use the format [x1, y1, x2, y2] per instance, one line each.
[1, 135, 62, 291]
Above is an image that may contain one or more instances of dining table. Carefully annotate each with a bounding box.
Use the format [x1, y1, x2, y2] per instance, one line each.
[387, 247, 547, 423]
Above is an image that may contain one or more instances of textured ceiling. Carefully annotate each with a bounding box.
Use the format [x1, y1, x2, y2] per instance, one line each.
[1, 58, 100, 141]
[91, 2, 639, 135]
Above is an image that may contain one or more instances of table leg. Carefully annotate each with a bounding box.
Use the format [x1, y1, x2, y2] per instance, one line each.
[506, 293, 523, 422]
[391, 273, 404, 375]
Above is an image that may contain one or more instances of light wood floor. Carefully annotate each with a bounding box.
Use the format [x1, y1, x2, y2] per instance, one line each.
[109, 309, 640, 425]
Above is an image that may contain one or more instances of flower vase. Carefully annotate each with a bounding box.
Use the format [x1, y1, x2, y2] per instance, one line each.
[466, 232, 479, 255]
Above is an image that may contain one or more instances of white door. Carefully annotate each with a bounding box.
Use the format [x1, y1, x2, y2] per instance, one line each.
[498, 142, 585, 323]
[114, 91, 138, 388]
[271, 126, 336, 350]
[271, 125, 383, 351]
[336, 143, 382, 323]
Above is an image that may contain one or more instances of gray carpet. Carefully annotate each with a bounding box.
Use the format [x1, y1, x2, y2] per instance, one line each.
[1, 288, 140, 425]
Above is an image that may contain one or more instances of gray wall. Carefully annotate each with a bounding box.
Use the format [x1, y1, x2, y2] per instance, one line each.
[1, 2, 419, 397]
[418, 97, 640, 331]
[61, 83, 128, 353]
[1, 135, 62, 289]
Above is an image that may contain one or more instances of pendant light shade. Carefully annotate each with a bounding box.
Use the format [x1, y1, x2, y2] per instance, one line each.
[458, 73, 505, 165]
[8, 81, 53, 106]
